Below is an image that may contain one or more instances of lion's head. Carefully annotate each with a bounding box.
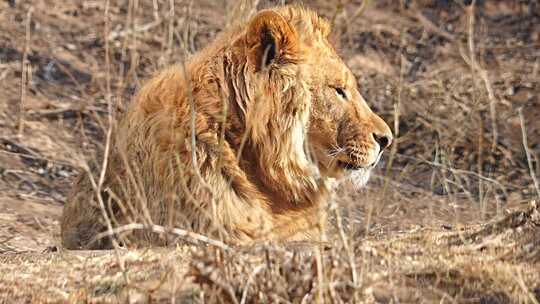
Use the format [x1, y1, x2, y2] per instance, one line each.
[293, 15, 393, 185]
[236, 6, 392, 191]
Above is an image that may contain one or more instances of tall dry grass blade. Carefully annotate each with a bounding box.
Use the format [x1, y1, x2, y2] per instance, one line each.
[518, 107, 540, 200]
[18, 6, 33, 136]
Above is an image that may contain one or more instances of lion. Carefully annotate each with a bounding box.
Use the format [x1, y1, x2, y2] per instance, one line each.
[60, 5, 392, 249]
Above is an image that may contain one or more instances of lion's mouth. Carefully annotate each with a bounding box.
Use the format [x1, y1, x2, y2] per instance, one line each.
[336, 152, 382, 171]
[336, 160, 363, 171]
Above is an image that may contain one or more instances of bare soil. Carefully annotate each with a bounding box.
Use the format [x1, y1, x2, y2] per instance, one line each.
[1, 0, 539, 303]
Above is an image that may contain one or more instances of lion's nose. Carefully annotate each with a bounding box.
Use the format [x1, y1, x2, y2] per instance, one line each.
[372, 133, 392, 151]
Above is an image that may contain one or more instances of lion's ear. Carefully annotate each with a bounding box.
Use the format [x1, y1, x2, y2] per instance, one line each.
[246, 10, 298, 70]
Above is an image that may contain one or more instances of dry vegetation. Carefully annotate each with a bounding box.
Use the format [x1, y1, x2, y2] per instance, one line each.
[1, 0, 539, 302]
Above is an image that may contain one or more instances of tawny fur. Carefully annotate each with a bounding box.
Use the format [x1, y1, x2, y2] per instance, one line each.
[61, 6, 392, 249]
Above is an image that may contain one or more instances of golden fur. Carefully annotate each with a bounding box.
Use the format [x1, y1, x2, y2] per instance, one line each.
[60, 5, 392, 249]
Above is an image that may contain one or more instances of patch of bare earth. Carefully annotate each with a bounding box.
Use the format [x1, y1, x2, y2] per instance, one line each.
[1, 0, 539, 302]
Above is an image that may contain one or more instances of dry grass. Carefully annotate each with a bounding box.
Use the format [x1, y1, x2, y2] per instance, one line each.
[0, 0, 539, 303]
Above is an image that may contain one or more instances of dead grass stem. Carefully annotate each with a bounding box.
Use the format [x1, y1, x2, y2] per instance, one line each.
[18, 6, 33, 136]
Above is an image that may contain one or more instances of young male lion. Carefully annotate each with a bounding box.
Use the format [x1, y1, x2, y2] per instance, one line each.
[61, 5, 392, 249]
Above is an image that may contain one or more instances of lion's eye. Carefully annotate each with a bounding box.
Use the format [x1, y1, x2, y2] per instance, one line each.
[334, 87, 347, 100]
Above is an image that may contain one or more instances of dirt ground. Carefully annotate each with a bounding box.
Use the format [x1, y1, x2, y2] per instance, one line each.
[1, 0, 539, 303]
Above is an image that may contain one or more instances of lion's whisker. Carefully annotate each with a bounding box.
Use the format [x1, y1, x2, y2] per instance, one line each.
[328, 145, 346, 157]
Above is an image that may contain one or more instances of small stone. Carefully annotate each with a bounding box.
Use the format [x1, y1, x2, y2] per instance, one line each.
[65, 43, 77, 51]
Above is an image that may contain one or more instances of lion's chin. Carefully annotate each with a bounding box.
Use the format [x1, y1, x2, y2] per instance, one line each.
[348, 168, 372, 189]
